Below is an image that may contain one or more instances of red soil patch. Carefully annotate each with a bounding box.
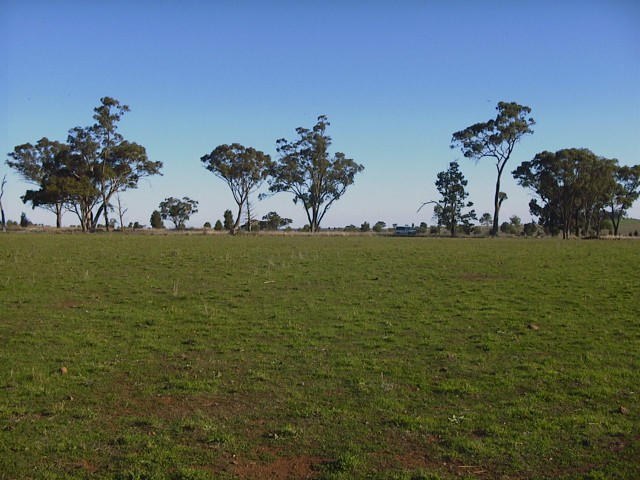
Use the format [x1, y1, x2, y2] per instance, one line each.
[232, 455, 325, 480]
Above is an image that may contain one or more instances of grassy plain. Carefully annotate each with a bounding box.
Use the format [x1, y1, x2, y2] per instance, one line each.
[0, 234, 638, 480]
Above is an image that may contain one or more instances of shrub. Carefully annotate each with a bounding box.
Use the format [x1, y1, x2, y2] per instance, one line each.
[523, 222, 538, 236]
[360, 221, 370, 232]
[20, 212, 32, 228]
[429, 226, 439, 235]
[203, 222, 211, 229]
[150, 210, 164, 229]
[344, 224, 357, 232]
[373, 221, 386, 232]
[214, 220, 223, 231]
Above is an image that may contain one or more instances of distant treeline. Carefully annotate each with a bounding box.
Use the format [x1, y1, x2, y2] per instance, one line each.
[2, 98, 639, 238]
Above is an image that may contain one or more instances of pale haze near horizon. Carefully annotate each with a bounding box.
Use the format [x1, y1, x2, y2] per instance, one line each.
[2, 1, 639, 228]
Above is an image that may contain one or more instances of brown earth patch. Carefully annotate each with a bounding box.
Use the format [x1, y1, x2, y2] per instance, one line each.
[96, 374, 259, 429]
[57, 299, 83, 309]
[232, 454, 326, 479]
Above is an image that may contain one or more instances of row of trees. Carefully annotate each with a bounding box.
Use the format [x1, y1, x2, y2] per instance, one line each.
[200, 115, 364, 234]
[6, 98, 162, 231]
[4, 98, 639, 236]
[4, 99, 364, 233]
[429, 102, 639, 238]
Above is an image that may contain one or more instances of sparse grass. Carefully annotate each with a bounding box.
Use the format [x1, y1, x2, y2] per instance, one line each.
[0, 234, 638, 479]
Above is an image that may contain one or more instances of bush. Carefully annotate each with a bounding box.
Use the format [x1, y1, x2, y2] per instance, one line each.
[203, 221, 211, 229]
[500, 221, 512, 234]
[344, 224, 357, 232]
[429, 226, 439, 235]
[20, 212, 32, 228]
[634, 230, 638, 237]
[150, 210, 164, 229]
[360, 221, 370, 232]
[373, 221, 386, 232]
[214, 220, 223, 231]
[523, 222, 538, 236]
[418, 222, 428, 234]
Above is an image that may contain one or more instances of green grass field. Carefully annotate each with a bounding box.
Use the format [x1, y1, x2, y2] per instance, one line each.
[1, 235, 638, 480]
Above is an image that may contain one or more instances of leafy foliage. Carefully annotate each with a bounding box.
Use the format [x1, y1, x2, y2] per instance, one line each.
[512, 148, 622, 238]
[268, 115, 364, 232]
[200, 144, 272, 234]
[261, 211, 292, 230]
[372, 221, 386, 232]
[7, 138, 70, 227]
[150, 210, 164, 229]
[159, 197, 199, 229]
[607, 164, 640, 236]
[7, 97, 161, 232]
[431, 161, 476, 237]
[451, 102, 534, 235]
[223, 209, 234, 231]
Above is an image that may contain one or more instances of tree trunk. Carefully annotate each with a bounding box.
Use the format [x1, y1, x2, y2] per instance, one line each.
[0, 176, 6, 233]
[231, 202, 243, 235]
[103, 194, 110, 231]
[56, 204, 63, 228]
[492, 179, 501, 236]
[246, 199, 252, 232]
[609, 205, 620, 236]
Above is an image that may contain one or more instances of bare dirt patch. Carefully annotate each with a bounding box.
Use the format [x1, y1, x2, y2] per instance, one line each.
[232, 454, 326, 479]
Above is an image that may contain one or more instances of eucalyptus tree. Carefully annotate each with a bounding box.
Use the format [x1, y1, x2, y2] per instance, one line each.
[7, 97, 160, 231]
[479, 212, 492, 227]
[423, 161, 476, 237]
[159, 197, 199, 229]
[607, 164, 640, 236]
[90, 97, 162, 231]
[512, 148, 619, 238]
[451, 102, 534, 235]
[268, 115, 364, 232]
[200, 144, 272, 234]
[261, 211, 292, 230]
[7, 138, 69, 228]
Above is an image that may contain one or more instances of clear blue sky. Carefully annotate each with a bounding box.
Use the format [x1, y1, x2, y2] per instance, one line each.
[2, 0, 639, 227]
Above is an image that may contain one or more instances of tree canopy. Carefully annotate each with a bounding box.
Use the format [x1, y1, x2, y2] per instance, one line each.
[7, 138, 70, 228]
[159, 197, 199, 230]
[268, 115, 364, 232]
[451, 102, 534, 236]
[7, 97, 161, 231]
[201, 144, 272, 234]
[430, 161, 476, 237]
[512, 148, 620, 238]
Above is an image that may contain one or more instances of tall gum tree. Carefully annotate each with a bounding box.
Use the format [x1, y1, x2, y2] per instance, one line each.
[7, 138, 69, 228]
[268, 115, 364, 232]
[451, 102, 534, 236]
[608, 164, 640, 236]
[91, 97, 162, 231]
[200, 144, 272, 234]
[512, 148, 618, 238]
